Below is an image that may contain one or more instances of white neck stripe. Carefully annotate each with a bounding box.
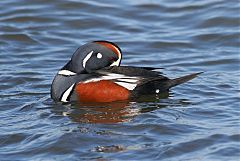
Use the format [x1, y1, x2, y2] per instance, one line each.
[58, 70, 76, 76]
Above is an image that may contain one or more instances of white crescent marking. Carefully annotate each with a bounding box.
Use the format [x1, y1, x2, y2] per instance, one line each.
[61, 84, 75, 102]
[110, 45, 121, 66]
[110, 57, 121, 66]
[83, 51, 93, 68]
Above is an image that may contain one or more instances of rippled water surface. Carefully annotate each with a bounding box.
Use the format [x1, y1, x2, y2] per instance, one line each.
[0, 0, 240, 160]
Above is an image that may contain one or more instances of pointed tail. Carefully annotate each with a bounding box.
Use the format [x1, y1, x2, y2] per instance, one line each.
[167, 72, 203, 88]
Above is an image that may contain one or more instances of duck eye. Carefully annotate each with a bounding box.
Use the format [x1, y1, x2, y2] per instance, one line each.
[97, 53, 102, 59]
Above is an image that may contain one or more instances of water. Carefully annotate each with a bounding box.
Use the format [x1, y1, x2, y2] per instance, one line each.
[0, 0, 240, 160]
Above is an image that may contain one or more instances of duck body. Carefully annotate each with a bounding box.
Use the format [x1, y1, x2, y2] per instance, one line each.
[51, 41, 201, 103]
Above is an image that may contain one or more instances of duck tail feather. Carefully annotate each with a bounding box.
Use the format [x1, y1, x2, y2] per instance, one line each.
[167, 72, 203, 88]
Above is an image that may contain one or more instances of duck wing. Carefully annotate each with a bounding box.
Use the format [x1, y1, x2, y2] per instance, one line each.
[98, 66, 165, 77]
[96, 66, 202, 97]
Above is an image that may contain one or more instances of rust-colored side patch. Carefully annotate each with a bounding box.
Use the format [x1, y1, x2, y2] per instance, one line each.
[75, 80, 129, 102]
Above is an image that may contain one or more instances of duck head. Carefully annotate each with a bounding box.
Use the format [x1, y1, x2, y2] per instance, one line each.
[60, 41, 122, 74]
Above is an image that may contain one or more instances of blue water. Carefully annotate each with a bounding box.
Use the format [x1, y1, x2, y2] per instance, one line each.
[0, 0, 239, 160]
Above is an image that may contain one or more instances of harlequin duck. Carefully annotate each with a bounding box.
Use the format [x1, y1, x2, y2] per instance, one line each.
[51, 40, 201, 103]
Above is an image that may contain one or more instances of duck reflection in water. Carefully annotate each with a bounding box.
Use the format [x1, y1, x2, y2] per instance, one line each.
[61, 92, 170, 124]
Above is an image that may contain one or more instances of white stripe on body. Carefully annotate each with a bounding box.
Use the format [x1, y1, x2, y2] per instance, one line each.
[61, 84, 75, 102]
[83, 73, 140, 91]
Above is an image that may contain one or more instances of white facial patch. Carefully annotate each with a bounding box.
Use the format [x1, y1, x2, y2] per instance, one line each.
[83, 51, 93, 68]
[97, 53, 102, 59]
[156, 89, 160, 93]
